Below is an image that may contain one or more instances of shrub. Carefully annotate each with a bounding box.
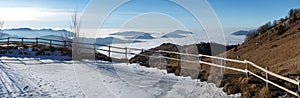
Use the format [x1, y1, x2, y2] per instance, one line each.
[277, 25, 287, 35]
[245, 31, 259, 41]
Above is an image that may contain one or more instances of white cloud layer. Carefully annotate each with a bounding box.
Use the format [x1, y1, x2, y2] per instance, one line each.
[0, 7, 72, 22]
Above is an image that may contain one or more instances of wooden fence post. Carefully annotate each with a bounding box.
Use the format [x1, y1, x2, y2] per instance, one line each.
[125, 47, 128, 64]
[7, 37, 9, 47]
[221, 57, 226, 72]
[64, 41, 66, 48]
[297, 77, 300, 97]
[199, 56, 202, 70]
[93, 43, 96, 54]
[246, 61, 249, 78]
[36, 38, 38, 45]
[21, 38, 24, 46]
[50, 40, 52, 47]
[108, 46, 111, 58]
[266, 67, 269, 89]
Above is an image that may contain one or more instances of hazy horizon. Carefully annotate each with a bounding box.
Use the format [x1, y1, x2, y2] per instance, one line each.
[1, 0, 300, 34]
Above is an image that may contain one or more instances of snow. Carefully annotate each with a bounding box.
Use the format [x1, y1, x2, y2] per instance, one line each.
[0, 48, 71, 60]
[0, 57, 241, 98]
[0, 28, 244, 97]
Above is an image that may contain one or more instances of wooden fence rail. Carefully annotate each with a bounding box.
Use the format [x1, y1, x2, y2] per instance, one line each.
[0, 37, 299, 97]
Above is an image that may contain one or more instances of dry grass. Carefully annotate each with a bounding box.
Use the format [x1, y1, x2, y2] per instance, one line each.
[226, 20, 300, 76]
[222, 18, 300, 97]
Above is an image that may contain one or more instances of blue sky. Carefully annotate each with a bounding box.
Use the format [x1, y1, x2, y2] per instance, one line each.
[209, 0, 300, 30]
[0, 0, 300, 33]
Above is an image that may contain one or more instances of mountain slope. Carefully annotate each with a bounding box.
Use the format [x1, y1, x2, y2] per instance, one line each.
[226, 18, 300, 75]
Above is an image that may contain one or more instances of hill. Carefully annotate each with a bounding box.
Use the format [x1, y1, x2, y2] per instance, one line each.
[223, 8, 300, 97]
[226, 8, 300, 76]
[131, 8, 300, 97]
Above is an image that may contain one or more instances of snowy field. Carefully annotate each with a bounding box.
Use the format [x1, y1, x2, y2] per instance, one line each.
[0, 56, 241, 98]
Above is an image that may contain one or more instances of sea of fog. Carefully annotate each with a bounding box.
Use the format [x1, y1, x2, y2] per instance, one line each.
[0, 28, 246, 58]
[0, 28, 244, 97]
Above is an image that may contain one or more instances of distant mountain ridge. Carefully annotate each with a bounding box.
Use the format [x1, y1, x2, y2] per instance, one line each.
[231, 29, 256, 36]
[4, 28, 70, 32]
[110, 31, 155, 39]
[161, 30, 193, 38]
[0, 28, 73, 38]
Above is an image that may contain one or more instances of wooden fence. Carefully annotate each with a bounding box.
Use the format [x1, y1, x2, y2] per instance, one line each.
[0, 37, 299, 97]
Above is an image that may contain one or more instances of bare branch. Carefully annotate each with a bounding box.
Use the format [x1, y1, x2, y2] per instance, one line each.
[0, 21, 4, 29]
[71, 9, 82, 60]
[0, 21, 4, 37]
[71, 9, 81, 38]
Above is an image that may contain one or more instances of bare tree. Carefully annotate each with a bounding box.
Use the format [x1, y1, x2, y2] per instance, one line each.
[70, 9, 81, 60]
[71, 10, 81, 39]
[0, 21, 4, 37]
[0, 21, 3, 28]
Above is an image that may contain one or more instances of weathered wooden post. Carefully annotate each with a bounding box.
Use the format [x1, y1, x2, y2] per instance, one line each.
[266, 67, 269, 89]
[221, 57, 226, 73]
[50, 40, 52, 47]
[7, 37, 9, 47]
[221, 57, 225, 66]
[245, 60, 249, 78]
[93, 43, 96, 54]
[297, 76, 300, 97]
[63, 41, 66, 48]
[125, 47, 128, 64]
[199, 56, 202, 70]
[108, 46, 111, 58]
[21, 38, 24, 46]
[36, 37, 38, 45]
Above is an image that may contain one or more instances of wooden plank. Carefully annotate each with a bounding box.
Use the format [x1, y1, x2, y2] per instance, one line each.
[246, 60, 299, 85]
[249, 71, 298, 96]
[199, 61, 247, 73]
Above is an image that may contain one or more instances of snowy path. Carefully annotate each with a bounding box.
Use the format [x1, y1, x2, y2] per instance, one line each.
[0, 57, 240, 98]
[0, 65, 25, 97]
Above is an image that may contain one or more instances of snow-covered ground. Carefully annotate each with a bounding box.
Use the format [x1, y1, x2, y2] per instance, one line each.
[0, 57, 241, 98]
